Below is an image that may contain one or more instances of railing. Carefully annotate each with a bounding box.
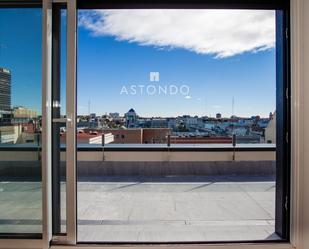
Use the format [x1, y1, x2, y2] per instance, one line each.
[0, 144, 276, 179]
[0, 143, 275, 160]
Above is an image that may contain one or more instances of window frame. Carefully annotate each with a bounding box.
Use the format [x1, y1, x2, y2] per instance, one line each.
[0, 0, 42, 8]
[73, 0, 291, 245]
[0, 0, 292, 247]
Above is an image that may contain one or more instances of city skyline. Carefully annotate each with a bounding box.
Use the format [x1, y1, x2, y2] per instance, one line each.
[79, 108, 274, 119]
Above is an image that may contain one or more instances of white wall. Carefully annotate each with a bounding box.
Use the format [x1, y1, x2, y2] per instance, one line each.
[291, 0, 309, 248]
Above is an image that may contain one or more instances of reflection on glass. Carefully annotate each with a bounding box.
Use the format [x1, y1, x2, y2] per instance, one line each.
[0, 8, 42, 234]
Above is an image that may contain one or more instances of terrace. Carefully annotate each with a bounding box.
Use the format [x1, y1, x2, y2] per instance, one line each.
[0, 143, 278, 242]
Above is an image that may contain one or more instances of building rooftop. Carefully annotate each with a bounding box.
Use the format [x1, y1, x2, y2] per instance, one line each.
[0, 67, 11, 74]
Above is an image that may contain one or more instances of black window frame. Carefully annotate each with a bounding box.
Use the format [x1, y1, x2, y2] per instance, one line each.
[0, 0, 41, 8]
[75, 0, 291, 245]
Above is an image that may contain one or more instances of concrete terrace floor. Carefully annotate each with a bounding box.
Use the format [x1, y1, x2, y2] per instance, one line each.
[0, 176, 280, 242]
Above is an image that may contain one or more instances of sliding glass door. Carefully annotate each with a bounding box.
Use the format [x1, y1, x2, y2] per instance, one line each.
[48, 0, 290, 246]
[0, 0, 289, 247]
[50, 0, 77, 244]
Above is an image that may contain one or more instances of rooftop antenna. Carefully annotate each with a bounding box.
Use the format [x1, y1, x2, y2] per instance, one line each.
[232, 96, 236, 161]
[232, 96, 235, 117]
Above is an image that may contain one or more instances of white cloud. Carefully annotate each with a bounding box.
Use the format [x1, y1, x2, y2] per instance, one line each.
[78, 9, 275, 58]
[185, 95, 192, 99]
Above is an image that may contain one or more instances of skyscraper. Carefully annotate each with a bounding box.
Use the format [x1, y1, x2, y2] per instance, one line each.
[0, 67, 11, 111]
[0, 68, 12, 125]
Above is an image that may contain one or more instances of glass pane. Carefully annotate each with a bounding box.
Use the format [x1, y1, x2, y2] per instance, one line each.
[60, 8, 67, 234]
[60, 9, 67, 233]
[77, 9, 277, 242]
[0, 8, 42, 234]
[52, 6, 67, 235]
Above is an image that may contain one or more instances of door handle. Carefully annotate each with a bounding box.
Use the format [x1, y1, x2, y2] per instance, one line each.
[52, 115, 73, 126]
[52, 118, 67, 123]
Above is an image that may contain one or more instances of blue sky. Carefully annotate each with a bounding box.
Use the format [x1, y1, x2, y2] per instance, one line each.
[77, 10, 276, 118]
[0, 9, 276, 118]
